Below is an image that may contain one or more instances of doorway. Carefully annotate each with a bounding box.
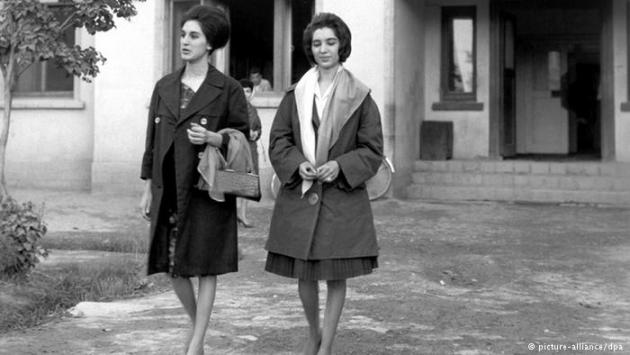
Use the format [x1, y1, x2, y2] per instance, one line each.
[566, 52, 601, 156]
[491, 0, 605, 161]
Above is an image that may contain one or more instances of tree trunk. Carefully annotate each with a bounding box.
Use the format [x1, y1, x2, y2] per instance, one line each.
[0, 68, 14, 202]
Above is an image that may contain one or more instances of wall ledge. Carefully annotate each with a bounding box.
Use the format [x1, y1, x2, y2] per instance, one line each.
[252, 93, 284, 108]
[0, 98, 85, 110]
[432, 101, 484, 111]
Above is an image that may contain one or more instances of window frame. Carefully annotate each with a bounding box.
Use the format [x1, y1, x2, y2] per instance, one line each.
[440, 6, 477, 102]
[166, 0, 313, 93]
[14, 2, 76, 98]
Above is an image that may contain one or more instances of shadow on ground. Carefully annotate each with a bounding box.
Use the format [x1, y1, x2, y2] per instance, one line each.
[1, 191, 629, 354]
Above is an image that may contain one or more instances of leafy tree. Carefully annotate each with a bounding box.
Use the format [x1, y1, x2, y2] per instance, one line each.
[0, 0, 144, 201]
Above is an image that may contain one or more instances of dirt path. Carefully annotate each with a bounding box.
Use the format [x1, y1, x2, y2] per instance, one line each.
[1, 191, 629, 354]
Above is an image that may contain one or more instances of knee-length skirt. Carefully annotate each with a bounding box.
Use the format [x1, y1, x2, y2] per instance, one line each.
[265, 252, 377, 281]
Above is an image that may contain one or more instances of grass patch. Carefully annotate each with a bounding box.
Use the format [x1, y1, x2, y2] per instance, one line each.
[0, 254, 170, 333]
[42, 230, 149, 253]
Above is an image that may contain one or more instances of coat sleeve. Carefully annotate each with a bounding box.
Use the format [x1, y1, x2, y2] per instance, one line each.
[249, 104, 262, 141]
[221, 80, 250, 155]
[140, 85, 159, 180]
[269, 92, 307, 184]
[334, 94, 384, 189]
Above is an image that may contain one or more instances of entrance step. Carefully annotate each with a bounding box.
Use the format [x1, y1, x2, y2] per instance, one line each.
[407, 160, 630, 205]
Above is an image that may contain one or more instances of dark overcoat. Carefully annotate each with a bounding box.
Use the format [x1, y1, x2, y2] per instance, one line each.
[141, 65, 249, 276]
[265, 89, 383, 260]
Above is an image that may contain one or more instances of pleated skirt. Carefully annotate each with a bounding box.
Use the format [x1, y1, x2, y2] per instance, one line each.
[265, 252, 378, 281]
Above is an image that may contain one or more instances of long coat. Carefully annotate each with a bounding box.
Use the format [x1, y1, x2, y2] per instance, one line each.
[141, 65, 249, 276]
[265, 88, 383, 260]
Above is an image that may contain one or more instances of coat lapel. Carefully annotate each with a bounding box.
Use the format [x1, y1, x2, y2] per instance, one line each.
[157, 68, 183, 118]
[177, 65, 225, 127]
[324, 69, 370, 153]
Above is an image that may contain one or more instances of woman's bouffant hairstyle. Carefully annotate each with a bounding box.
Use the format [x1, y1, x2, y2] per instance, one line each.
[181, 5, 230, 55]
[303, 13, 352, 64]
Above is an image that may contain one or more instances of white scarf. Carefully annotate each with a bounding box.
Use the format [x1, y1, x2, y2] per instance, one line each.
[294, 66, 369, 196]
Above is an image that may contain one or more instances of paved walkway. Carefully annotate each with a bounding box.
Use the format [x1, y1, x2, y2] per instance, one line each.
[1, 190, 629, 354]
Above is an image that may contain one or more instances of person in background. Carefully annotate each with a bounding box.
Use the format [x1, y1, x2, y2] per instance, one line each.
[249, 66, 272, 94]
[237, 78, 262, 227]
[264, 12, 384, 355]
[139, 5, 249, 355]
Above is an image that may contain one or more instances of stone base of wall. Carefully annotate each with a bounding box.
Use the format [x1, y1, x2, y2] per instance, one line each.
[7, 160, 91, 191]
[91, 162, 143, 193]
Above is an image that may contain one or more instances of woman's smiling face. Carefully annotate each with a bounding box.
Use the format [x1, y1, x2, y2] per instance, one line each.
[180, 20, 210, 62]
[311, 27, 340, 69]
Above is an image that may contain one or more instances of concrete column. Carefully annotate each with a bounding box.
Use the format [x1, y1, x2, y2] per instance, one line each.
[601, 0, 616, 161]
[392, 0, 426, 197]
[613, 0, 630, 162]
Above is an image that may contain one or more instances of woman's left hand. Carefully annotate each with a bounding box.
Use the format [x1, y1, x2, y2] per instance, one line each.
[316, 160, 340, 183]
[187, 123, 223, 147]
[250, 129, 260, 141]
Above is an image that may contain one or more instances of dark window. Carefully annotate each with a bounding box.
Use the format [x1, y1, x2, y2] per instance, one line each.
[169, 0, 314, 92]
[228, 0, 275, 87]
[290, 0, 315, 84]
[228, 0, 314, 91]
[15, 4, 75, 97]
[441, 6, 476, 101]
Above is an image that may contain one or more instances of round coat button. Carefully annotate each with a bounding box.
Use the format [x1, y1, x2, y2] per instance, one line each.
[200, 117, 208, 125]
[307, 192, 319, 205]
[154, 116, 160, 124]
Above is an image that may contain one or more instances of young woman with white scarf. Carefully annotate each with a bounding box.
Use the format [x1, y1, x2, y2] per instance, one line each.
[264, 13, 384, 355]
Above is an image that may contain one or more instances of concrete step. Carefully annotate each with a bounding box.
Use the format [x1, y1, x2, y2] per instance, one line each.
[412, 172, 630, 191]
[406, 185, 630, 205]
[408, 160, 630, 205]
[413, 160, 630, 177]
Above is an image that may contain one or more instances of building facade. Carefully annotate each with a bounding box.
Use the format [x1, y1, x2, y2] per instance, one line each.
[1, 0, 629, 202]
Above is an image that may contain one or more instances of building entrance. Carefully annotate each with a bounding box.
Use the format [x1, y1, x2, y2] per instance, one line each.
[492, 0, 604, 160]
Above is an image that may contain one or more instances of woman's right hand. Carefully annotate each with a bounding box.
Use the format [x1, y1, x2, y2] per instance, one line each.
[188, 123, 223, 147]
[299, 161, 317, 181]
[140, 179, 152, 221]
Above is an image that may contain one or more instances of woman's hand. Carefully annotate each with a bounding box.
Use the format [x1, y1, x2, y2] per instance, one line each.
[187, 123, 223, 147]
[250, 129, 260, 141]
[299, 161, 317, 181]
[140, 179, 152, 221]
[316, 160, 340, 183]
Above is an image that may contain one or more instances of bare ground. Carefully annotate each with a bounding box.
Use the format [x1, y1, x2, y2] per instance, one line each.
[0, 190, 629, 354]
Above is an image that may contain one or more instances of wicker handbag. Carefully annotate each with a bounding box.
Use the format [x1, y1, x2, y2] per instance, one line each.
[215, 169, 261, 201]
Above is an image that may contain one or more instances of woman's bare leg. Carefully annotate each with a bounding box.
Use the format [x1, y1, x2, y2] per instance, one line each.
[299, 279, 321, 355]
[318, 279, 347, 355]
[172, 277, 197, 320]
[171, 277, 197, 352]
[236, 198, 253, 227]
[187, 276, 217, 355]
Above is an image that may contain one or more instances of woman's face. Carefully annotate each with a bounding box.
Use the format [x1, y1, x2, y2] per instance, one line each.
[311, 27, 340, 70]
[180, 20, 210, 62]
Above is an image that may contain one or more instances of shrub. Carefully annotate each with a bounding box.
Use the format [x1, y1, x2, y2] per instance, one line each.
[0, 198, 48, 276]
[0, 257, 171, 332]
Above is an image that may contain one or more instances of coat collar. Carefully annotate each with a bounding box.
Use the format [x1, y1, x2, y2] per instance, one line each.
[157, 65, 226, 125]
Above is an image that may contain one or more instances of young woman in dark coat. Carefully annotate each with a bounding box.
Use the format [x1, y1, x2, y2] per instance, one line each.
[265, 13, 384, 355]
[139, 5, 249, 354]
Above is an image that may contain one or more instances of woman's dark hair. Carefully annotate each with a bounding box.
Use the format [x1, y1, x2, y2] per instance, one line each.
[181, 5, 230, 54]
[239, 78, 253, 90]
[303, 13, 352, 64]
